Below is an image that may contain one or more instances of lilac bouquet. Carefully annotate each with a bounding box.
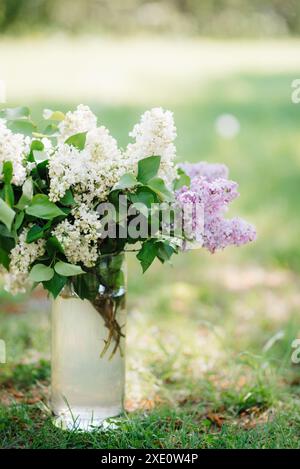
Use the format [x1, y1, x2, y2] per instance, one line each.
[0, 105, 255, 354]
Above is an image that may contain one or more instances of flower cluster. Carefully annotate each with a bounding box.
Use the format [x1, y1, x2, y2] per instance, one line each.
[179, 161, 229, 182]
[49, 111, 130, 204]
[56, 104, 97, 142]
[125, 107, 177, 186]
[48, 106, 178, 205]
[4, 227, 46, 294]
[176, 162, 256, 252]
[52, 205, 102, 268]
[203, 216, 257, 253]
[126, 107, 176, 162]
[0, 119, 30, 186]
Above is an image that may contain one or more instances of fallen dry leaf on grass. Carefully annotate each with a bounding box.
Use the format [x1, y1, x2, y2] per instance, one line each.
[10, 389, 25, 399]
[25, 397, 41, 405]
[206, 412, 225, 428]
[237, 406, 272, 429]
[125, 396, 163, 412]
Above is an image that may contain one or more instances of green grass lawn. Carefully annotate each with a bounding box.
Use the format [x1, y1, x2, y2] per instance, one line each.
[1, 37, 300, 448]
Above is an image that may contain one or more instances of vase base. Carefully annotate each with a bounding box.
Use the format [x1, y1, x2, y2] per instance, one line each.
[52, 406, 122, 431]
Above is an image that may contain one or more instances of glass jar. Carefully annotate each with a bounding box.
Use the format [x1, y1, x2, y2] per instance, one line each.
[51, 253, 126, 430]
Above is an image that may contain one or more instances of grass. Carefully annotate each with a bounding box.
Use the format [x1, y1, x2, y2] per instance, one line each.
[1, 37, 300, 448]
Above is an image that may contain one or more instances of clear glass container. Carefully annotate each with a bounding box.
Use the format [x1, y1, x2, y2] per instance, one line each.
[51, 253, 126, 430]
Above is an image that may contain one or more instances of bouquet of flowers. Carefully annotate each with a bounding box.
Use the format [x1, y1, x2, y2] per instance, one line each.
[0, 105, 255, 354]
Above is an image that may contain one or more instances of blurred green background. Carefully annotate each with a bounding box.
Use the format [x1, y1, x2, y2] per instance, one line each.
[1, 0, 300, 36]
[1, 0, 300, 449]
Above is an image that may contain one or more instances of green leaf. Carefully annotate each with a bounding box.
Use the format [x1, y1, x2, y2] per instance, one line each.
[59, 189, 75, 206]
[46, 236, 64, 256]
[157, 241, 175, 263]
[72, 273, 98, 301]
[174, 168, 191, 190]
[32, 124, 58, 138]
[0, 234, 14, 251]
[25, 194, 65, 220]
[114, 270, 125, 289]
[137, 239, 159, 273]
[44, 123, 59, 135]
[59, 207, 71, 217]
[1, 106, 30, 120]
[29, 140, 47, 163]
[0, 198, 15, 231]
[131, 202, 149, 218]
[14, 211, 24, 231]
[65, 132, 87, 150]
[0, 224, 14, 238]
[4, 183, 14, 207]
[0, 235, 14, 269]
[15, 178, 33, 210]
[113, 173, 138, 191]
[43, 109, 65, 121]
[26, 225, 44, 243]
[7, 119, 36, 136]
[31, 140, 44, 152]
[35, 159, 48, 179]
[97, 253, 124, 276]
[2, 161, 13, 184]
[43, 272, 67, 298]
[54, 261, 85, 277]
[129, 187, 156, 208]
[29, 264, 54, 282]
[147, 177, 174, 202]
[137, 155, 161, 184]
[2, 161, 14, 206]
[26, 160, 48, 197]
[0, 247, 10, 270]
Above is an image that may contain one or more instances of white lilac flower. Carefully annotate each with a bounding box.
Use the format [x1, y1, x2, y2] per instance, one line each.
[52, 205, 102, 267]
[48, 127, 129, 203]
[125, 107, 177, 164]
[79, 157, 129, 204]
[86, 126, 122, 162]
[0, 118, 30, 186]
[83, 125, 131, 200]
[57, 104, 97, 143]
[4, 227, 46, 294]
[50, 107, 179, 204]
[125, 107, 177, 186]
[158, 162, 178, 188]
[48, 143, 87, 201]
[41, 137, 53, 155]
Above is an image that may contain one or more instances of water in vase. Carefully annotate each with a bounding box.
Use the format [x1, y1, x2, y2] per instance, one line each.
[51, 290, 126, 430]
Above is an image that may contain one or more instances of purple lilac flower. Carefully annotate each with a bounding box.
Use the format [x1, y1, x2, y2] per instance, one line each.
[179, 161, 229, 181]
[174, 189, 203, 243]
[203, 216, 256, 253]
[190, 176, 239, 216]
[175, 162, 256, 252]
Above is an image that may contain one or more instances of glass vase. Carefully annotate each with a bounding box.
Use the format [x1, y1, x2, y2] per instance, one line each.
[51, 253, 126, 430]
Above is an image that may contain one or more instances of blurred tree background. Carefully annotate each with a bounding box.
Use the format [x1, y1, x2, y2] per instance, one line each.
[0, 0, 300, 36]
